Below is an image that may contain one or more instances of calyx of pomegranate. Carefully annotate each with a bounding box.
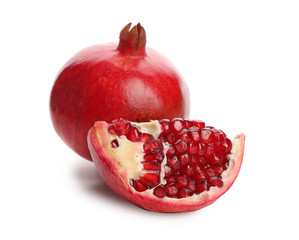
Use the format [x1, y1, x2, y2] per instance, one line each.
[88, 118, 245, 213]
[117, 23, 146, 57]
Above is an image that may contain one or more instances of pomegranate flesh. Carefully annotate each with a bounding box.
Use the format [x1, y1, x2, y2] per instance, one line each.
[88, 118, 245, 213]
[50, 23, 189, 160]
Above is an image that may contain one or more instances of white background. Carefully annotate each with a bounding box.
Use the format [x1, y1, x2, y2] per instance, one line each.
[1, 0, 298, 239]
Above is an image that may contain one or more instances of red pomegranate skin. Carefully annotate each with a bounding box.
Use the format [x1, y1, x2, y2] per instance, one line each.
[50, 23, 190, 160]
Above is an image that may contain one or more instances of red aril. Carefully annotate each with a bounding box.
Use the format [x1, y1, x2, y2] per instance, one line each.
[88, 118, 245, 213]
[50, 23, 189, 160]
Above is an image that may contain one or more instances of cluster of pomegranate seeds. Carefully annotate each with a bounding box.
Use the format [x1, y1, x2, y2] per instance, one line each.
[108, 118, 232, 199]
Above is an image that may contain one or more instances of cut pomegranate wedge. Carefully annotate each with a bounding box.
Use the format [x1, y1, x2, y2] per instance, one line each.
[88, 118, 245, 212]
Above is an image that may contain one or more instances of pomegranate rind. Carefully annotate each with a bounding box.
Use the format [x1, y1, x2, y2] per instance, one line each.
[50, 23, 190, 161]
[88, 121, 245, 213]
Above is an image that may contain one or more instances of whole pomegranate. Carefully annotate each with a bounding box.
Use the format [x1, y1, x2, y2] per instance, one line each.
[88, 118, 245, 212]
[50, 23, 190, 160]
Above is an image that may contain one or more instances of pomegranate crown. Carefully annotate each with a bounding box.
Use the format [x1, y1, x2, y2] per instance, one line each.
[117, 23, 146, 57]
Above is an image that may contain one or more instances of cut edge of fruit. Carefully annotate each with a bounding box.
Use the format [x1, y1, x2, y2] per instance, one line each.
[90, 120, 163, 181]
[88, 120, 245, 212]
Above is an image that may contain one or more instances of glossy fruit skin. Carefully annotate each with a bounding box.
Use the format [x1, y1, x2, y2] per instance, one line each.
[50, 23, 190, 160]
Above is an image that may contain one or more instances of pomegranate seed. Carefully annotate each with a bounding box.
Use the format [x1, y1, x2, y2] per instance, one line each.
[188, 142, 198, 155]
[190, 155, 199, 165]
[205, 142, 216, 157]
[166, 176, 176, 184]
[153, 185, 166, 198]
[205, 167, 217, 179]
[159, 119, 170, 134]
[143, 161, 160, 170]
[170, 118, 184, 133]
[193, 120, 205, 129]
[209, 152, 224, 165]
[143, 152, 164, 162]
[201, 128, 215, 144]
[217, 138, 232, 154]
[126, 127, 141, 142]
[177, 129, 191, 143]
[223, 154, 231, 165]
[225, 139, 233, 153]
[181, 165, 195, 177]
[194, 164, 202, 172]
[178, 188, 193, 198]
[187, 180, 196, 192]
[174, 139, 188, 153]
[139, 133, 154, 142]
[208, 177, 224, 187]
[198, 156, 207, 165]
[198, 143, 206, 156]
[164, 165, 174, 178]
[176, 175, 188, 188]
[167, 156, 180, 171]
[165, 183, 179, 197]
[111, 139, 119, 148]
[192, 170, 206, 181]
[212, 128, 226, 145]
[184, 120, 193, 128]
[195, 180, 210, 193]
[108, 124, 118, 135]
[130, 180, 148, 192]
[143, 139, 163, 154]
[220, 130, 226, 138]
[166, 146, 175, 156]
[214, 164, 227, 175]
[179, 153, 191, 166]
[188, 126, 200, 142]
[113, 118, 130, 135]
[166, 132, 176, 143]
[139, 172, 160, 188]
[158, 134, 167, 142]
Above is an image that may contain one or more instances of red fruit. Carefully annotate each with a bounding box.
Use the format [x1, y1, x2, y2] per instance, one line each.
[88, 118, 245, 212]
[50, 23, 190, 160]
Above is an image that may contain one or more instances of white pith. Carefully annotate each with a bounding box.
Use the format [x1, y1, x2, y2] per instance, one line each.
[109, 135, 144, 180]
[133, 120, 161, 139]
[107, 120, 240, 199]
[107, 120, 164, 180]
[160, 142, 171, 185]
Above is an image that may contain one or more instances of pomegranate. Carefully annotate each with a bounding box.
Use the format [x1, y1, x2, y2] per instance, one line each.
[88, 118, 245, 212]
[50, 23, 189, 160]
